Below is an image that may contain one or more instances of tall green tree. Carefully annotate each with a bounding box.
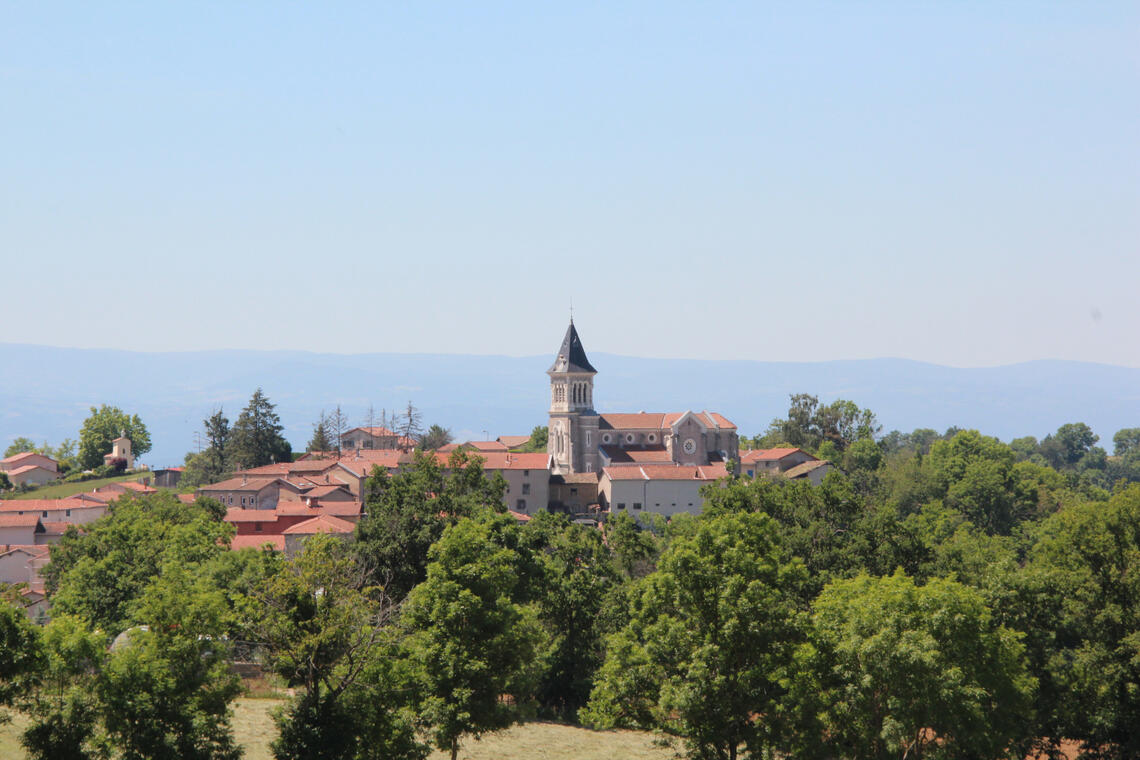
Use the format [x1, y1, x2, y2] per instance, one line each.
[229, 388, 292, 468]
[0, 598, 43, 721]
[307, 411, 332, 453]
[1112, 427, 1140, 458]
[45, 491, 233, 635]
[418, 424, 453, 451]
[403, 517, 542, 760]
[354, 449, 507, 601]
[584, 510, 807, 760]
[19, 615, 106, 760]
[3, 437, 37, 457]
[1021, 483, 1140, 758]
[766, 394, 879, 453]
[254, 535, 425, 760]
[524, 512, 622, 720]
[77, 405, 151, 469]
[98, 566, 242, 760]
[791, 572, 1035, 760]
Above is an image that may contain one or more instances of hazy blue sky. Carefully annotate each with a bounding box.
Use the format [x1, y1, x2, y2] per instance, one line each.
[2, 3, 1137, 367]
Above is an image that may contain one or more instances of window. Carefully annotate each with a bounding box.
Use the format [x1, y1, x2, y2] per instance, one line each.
[570, 487, 578, 495]
[66, 509, 71, 517]
[616, 503, 625, 510]
[586, 462, 592, 472]
[586, 431, 592, 447]
[625, 433, 635, 444]
[516, 499, 527, 511]
[241, 497, 247, 506]
[602, 433, 611, 443]
[42, 511, 48, 518]
[648, 433, 657, 443]
[522, 483, 531, 495]
[633, 503, 642, 510]
[523, 470, 529, 476]
[250, 496, 256, 507]
[255, 523, 263, 532]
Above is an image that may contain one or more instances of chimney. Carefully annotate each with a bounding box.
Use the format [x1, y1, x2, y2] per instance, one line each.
[242, 474, 247, 486]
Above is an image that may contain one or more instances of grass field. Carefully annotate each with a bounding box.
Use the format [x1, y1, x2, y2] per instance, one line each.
[1, 699, 675, 760]
[4, 472, 156, 500]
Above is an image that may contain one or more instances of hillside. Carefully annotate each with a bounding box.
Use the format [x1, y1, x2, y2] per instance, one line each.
[2, 343, 1138, 467]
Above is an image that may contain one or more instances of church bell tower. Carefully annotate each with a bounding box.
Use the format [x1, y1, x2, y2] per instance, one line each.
[547, 319, 599, 474]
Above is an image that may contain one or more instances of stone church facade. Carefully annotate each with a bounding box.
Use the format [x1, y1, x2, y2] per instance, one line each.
[546, 321, 738, 476]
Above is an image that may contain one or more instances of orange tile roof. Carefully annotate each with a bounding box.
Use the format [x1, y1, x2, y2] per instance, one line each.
[0, 499, 100, 512]
[783, 460, 832, 479]
[465, 441, 509, 452]
[739, 448, 814, 463]
[431, 451, 551, 471]
[224, 508, 279, 523]
[241, 463, 293, 476]
[600, 445, 673, 464]
[1, 452, 56, 465]
[282, 514, 355, 535]
[198, 476, 291, 492]
[0, 544, 50, 558]
[40, 521, 72, 534]
[497, 435, 532, 449]
[231, 534, 286, 551]
[0, 514, 41, 528]
[602, 463, 729, 481]
[508, 510, 532, 523]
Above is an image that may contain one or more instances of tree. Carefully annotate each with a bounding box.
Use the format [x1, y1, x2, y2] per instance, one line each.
[517, 425, 549, 453]
[0, 472, 10, 492]
[19, 615, 106, 760]
[1040, 422, 1100, 471]
[418, 424, 453, 451]
[397, 401, 423, 450]
[524, 513, 622, 720]
[326, 405, 350, 455]
[4, 437, 37, 457]
[766, 394, 879, 453]
[403, 517, 542, 760]
[604, 511, 659, 579]
[254, 535, 425, 760]
[45, 491, 233, 635]
[98, 566, 242, 760]
[584, 511, 807, 760]
[77, 405, 151, 469]
[791, 572, 1034, 760]
[923, 430, 1032, 535]
[1112, 427, 1140, 458]
[0, 598, 43, 720]
[1021, 484, 1140, 758]
[354, 449, 507, 601]
[229, 388, 292, 468]
[307, 411, 332, 453]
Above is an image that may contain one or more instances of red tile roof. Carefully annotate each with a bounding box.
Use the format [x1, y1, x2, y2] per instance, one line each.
[465, 441, 509, 452]
[599, 410, 736, 431]
[0, 544, 50, 559]
[1, 452, 56, 466]
[231, 534, 286, 551]
[602, 463, 729, 481]
[508, 510, 532, 523]
[198, 476, 292, 492]
[600, 445, 673, 464]
[783, 460, 832, 479]
[739, 448, 814, 463]
[0, 514, 42, 528]
[224, 508, 279, 523]
[282, 514, 355, 535]
[431, 451, 551, 471]
[497, 435, 532, 449]
[1, 499, 102, 513]
[40, 521, 72, 534]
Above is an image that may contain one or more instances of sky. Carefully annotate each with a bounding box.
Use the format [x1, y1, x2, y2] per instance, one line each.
[2, 2, 1137, 367]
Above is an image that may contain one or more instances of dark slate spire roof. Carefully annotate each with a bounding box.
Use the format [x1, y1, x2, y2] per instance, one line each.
[548, 320, 597, 374]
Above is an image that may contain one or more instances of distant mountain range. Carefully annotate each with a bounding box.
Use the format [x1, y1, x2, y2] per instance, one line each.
[2, 343, 1138, 468]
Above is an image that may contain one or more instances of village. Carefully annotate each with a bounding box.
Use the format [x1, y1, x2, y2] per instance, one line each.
[0, 321, 834, 618]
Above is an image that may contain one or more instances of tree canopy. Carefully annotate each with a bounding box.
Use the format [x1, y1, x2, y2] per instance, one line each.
[77, 405, 151, 469]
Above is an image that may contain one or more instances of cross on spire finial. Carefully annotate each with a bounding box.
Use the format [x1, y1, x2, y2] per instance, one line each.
[570, 297, 573, 324]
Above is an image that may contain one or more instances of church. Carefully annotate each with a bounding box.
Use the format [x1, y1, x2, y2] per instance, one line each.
[546, 320, 739, 477]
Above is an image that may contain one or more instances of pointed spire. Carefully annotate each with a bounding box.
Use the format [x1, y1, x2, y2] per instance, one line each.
[548, 320, 597, 374]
